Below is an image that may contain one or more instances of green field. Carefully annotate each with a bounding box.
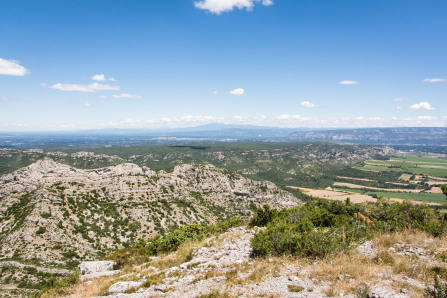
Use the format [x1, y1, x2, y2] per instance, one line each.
[334, 187, 446, 204]
[356, 156, 447, 178]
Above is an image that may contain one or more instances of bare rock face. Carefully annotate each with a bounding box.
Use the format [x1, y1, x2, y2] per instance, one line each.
[0, 159, 302, 289]
[80, 261, 115, 275]
[80, 261, 120, 280]
[0, 158, 156, 196]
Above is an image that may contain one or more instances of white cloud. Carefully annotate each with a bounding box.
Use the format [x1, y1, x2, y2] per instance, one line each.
[393, 98, 408, 102]
[417, 115, 437, 120]
[422, 78, 446, 83]
[194, 0, 273, 15]
[229, 87, 245, 96]
[300, 101, 317, 108]
[0, 58, 29, 76]
[112, 93, 142, 99]
[410, 101, 435, 110]
[396, 106, 402, 110]
[339, 80, 358, 85]
[109, 77, 116, 82]
[213, 90, 219, 95]
[92, 74, 106, 81]
[49, 82, 120, 92]
[84, 102, 91, 107]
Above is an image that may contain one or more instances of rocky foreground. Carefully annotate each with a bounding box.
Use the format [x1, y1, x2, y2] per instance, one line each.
[0, 159, 301, 292]
[69, 226, 445, 298]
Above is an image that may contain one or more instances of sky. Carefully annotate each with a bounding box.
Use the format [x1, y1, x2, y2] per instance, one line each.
[0, 0, 446, 131]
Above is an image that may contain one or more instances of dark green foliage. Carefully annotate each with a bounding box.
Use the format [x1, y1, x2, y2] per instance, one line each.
[251, 200, 446, 258]
[39, 272, 80, 296]
[135, 217, 241, 257]
[36, 227, 46, 235]
[442, 185, 447, 197]
[62, 250, 80, 259]
[364, 199, 447, 236]
[248, 205, 278, 227]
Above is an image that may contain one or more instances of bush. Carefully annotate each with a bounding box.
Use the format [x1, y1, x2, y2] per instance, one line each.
[39, 272, 80, 296]
[249, 205, 278, 227]
[251, 199, 446, 258]
[135, 217, 241, 257]
[36, 227, 46, 235]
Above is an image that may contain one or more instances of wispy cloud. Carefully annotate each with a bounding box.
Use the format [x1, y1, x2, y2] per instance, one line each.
[229, 87, 245, 96]
[49, 82, 121, 92]
[112, 93, 142, 99]
[417, 115, 437, 120]
[194, 0, 273, 15]
[339, 80, 358, 85]
[300, 101, 317, 108]
[396, 106, 402, 110]
[84, 102, 91, 107]
[0, 58, 29, 76]
[0, 97, 17, 102]
[422, 78, 446, 83]
[393, 98, 408, 102]
[213, 90, 219, 95]
[410, 101, 435, 110]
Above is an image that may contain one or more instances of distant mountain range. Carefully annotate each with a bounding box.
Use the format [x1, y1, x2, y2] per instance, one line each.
[288, 127, 447, 145]
[1, 125, 446, 148]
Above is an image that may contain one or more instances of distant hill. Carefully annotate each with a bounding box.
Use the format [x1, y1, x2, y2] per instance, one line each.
[288, 127, 447, 145]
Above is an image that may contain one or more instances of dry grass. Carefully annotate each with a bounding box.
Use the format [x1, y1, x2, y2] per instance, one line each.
[310, 253, 384, 294]
[66, 275, 120, 297]
[374, 230, 444, 253]
[310, 230, 447, 296]
[151, 241, 204, 270]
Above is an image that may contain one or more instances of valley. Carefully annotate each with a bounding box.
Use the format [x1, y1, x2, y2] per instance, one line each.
[0, 142, 446, 296]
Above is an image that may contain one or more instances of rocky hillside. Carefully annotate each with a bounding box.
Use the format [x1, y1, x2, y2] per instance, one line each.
[0, 159, 301, 293]
[0, 143, 395, 190]
[65, 226, 445, 298]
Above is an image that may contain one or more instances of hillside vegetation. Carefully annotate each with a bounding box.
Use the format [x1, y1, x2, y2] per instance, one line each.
[42, 199, 447, 297]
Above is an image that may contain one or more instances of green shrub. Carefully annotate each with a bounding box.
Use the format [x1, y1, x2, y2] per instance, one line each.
[36, 227, 46, 235]
[39, 271, 80, 296]
[249, 205, 278, 227]
[251, 199, 446, 259]
[136, 217, 241, 257]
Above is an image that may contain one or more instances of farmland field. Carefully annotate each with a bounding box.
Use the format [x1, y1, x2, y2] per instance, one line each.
[333, 186, 446, 204]
[356, 156, 447, 178]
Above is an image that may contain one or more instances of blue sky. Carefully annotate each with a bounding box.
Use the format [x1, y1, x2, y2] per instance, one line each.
[0, 0, 446, 131]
